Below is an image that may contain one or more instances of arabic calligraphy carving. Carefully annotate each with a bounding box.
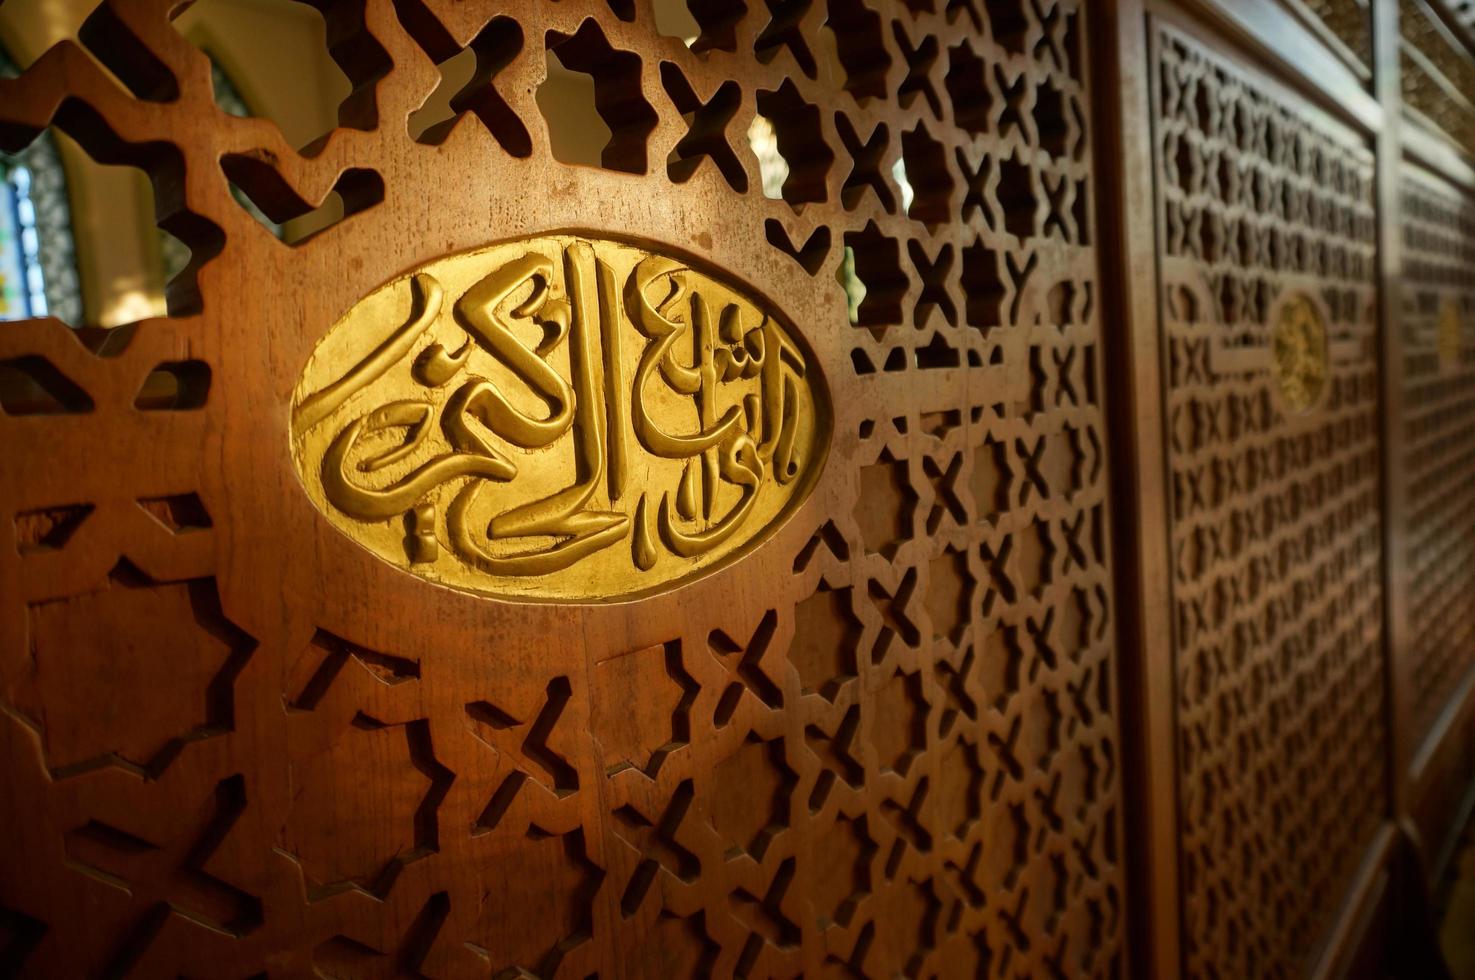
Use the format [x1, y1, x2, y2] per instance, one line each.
[290, 236, 828, 600]
[1440, 297, 1463, 372]
[1270, 293, 1329, 414]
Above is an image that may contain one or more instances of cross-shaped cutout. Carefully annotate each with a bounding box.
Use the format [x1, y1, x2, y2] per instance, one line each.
[710, 610, 785, 725]
[662, 64, 746, 191]
[934, 650, 979, 737]
[1066, 663, 1100, 727]
[612, 779, 700, 915]
[880, 778, 932, 877]
[1030, 0, 1069, 73]
[805, 705, 863, 811]
[909, 239, 957, 328]
[731, 859, 801, 972]
[922, 450, 967, 532]
[893, 21, 942, 118]
[980, 536, 1018, 609]
[1059, 509, 1090, 573]
[1026, 606, 1059, 670]
[755, 0, 817, 78]
[995, 64, 1028, 140]
[956, 147, 994, 226]
[399, 8, 532, 155]
[868, 569, 921, 663]
[1052, 346, 1079, 404]
[837, 113, 895, 212]
[987, 716, 1025, 787]
[466, 676, 580, 831]
[1041, 169, 1073, 241]
[1015, 434, 1050, 504]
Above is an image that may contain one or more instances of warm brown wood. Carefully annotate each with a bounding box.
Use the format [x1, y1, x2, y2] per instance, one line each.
[0, 1, 1130, 977]
[5, 0, 1475, 977]
[1395, 145, 1475, 883]
[1089, 2, 1184, 979]
[1146, 11, 1388, 976]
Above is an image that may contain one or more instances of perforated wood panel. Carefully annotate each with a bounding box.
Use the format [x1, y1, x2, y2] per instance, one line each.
[1401, 0, 1475, 153]
[1149, 21, 1386, 979]
[0, 1, 1126, 976]
[1300, 0, 1373, 67]
[1398, 163, 1475, 751]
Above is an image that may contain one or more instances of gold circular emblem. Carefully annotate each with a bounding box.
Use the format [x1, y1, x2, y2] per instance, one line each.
[1270, 293, 1328, 414]
[1439, 298, 1462, 372]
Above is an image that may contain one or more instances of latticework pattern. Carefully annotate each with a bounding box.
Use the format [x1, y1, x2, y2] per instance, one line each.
[0, 1, 1125, 976]
[1400, 163, 1475, 747]
[1152, 24, 1386, 980]
[1401, 0, 1475, 155]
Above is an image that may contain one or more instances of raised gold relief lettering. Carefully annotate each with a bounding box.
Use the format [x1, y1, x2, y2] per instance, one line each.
[1270, 293, 1328, 414]
[1439, 298, 1462, 373]
[290, 236, 828, 600]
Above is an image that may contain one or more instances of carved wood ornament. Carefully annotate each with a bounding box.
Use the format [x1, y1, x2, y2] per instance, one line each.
[0, 0, 1127, 977]
[291, 236, 827, 599]
[20, 0, 1475, 973]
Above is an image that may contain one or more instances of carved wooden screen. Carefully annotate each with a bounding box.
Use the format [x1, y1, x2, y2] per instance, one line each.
[1400, 0, 1475, 155]
[0, 0, 1127, 976]
[1398, 161, 1475, 857]
[1300, 0, 1373, 68]
[1148, 20, 1386, 978]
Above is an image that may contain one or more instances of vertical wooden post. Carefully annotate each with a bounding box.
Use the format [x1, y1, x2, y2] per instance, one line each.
[1090, 2, 1182, 978]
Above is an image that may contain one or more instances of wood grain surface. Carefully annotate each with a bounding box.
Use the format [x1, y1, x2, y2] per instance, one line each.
[0, 0, 1473, 977]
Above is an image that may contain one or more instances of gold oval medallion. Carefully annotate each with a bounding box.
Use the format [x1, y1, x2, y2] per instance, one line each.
[1270, 293, 1328, 414]
[290, 236, 830, 601]
[1439, 298, 1462, 372]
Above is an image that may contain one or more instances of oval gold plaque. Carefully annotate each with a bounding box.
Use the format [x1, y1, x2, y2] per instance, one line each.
[1270, 293, 1328, 414]
[290, 235, 830, 601]
[1439, 298, 1462, 372]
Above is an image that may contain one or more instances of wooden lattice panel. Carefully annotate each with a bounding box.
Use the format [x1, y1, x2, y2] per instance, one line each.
[1150, 22, 1386, 979]
[1399, 163, 1475, 749]
[1300, 0, 1373, 67]
[0, 1, 1125, 976]
[1401, 0, 1475, 154]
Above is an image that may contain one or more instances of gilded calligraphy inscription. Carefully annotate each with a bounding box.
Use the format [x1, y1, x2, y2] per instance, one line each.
[290, 236, 829, 600]
[1439, 298, 1462, 372]
[1270, 293, 1328, 414]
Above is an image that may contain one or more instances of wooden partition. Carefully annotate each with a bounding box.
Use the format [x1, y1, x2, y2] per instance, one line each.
[0, 0, 1472, 977]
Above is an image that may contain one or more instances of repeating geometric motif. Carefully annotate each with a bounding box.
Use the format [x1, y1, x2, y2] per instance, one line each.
[1399, 163, 1475, 748]
[1300, 0, 1372, 67]
[0, 0, 1124, 977]
[1151, 24, 1386, 980]
[1400, 0, 1475, 155]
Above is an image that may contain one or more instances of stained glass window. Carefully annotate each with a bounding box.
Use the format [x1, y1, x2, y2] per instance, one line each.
[0, 44, 82, 324]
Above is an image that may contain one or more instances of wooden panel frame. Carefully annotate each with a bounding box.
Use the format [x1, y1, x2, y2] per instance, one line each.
[3, 0, 1475, 975]
[1095, 0, 1418, 977]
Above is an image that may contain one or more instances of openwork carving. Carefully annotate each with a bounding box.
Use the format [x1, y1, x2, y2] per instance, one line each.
[1399, 164, 1475, 749]
[1152, 23, 1385, 978]
[1301, 0, 1372, 67]
[1439, 297, 1463, 370]
[1401, 0, 1475, 154]
[0, 0, 1124, 975]
[291, 235, 826, 599]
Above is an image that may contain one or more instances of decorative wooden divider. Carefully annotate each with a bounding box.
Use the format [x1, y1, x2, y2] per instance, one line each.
[0, 0, 1471, 977]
